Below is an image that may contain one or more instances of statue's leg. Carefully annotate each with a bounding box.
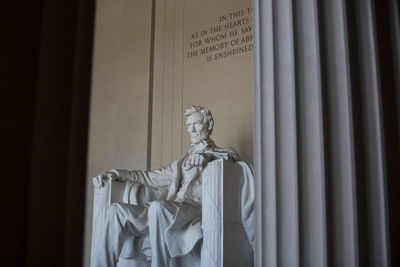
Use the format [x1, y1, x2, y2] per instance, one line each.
[148, 201, 179, 267]
[94, 203, 149, 267]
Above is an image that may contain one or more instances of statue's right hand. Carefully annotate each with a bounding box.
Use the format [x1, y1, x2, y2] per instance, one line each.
[93, 169, 119, 188]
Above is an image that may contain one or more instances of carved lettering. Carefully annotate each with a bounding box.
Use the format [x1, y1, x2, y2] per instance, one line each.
[186, 7, 253, 63]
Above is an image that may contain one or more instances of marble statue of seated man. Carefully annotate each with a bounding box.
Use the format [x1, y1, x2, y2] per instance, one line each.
[92, 106, 242, 267]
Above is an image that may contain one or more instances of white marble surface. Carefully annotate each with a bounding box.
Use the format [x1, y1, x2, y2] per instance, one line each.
[91, 107, 254, 267]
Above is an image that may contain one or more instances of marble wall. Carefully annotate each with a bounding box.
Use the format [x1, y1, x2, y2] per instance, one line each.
[151, 0, 253, 168]
[83, 0, 152, 266]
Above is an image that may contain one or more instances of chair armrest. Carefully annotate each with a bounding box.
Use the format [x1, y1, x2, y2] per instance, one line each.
[201, 159, 223, 267]
[90, 179, 126, 264]
[201, 159, 253, 267]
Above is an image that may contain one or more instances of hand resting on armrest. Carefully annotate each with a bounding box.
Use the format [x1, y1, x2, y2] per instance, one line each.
[92, 169, 128, 188]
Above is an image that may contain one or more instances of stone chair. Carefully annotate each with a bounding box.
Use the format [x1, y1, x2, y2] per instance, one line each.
[90, 159, 254, 267]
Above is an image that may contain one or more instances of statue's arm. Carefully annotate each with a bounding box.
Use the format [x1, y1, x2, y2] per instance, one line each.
[93, 167, 175, 188]
[120, 155, 186, 186]
[115, 165, 176, 187]
[93, 155, 185, 188]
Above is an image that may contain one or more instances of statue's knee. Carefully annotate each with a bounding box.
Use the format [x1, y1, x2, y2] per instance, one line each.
[106, 203, 121, 219]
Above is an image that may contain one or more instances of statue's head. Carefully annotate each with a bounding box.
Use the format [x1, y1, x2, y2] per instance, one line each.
[185, 106, 214, 144]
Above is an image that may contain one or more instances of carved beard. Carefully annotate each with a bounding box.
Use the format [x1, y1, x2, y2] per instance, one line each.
[198, 130, 209, 141]
[191, 128, 210, 144]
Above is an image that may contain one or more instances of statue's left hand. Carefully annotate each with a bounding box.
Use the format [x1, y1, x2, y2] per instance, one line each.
[93, 169, 119, 188]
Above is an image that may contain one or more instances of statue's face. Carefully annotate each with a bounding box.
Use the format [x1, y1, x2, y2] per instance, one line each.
[186, 112, 209, 144]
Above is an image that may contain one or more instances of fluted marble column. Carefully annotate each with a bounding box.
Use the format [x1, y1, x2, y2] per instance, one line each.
[253, 0, 399, 266]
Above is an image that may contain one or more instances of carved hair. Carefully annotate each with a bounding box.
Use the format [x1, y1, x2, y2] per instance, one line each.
[185, 106, 214, 135]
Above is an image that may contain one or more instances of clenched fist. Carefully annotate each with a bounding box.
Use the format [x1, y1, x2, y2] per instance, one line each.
[183, 153, 211, 170]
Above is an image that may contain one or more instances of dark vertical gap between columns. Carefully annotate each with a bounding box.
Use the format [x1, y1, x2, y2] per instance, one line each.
[271, 1, 281, 266]
[357, 0, 391, 264]
[315, 0, 332, 266]
[291, 1, 303, 266]
[170, 0, 175, 162]
[271, 1, 279, 265]
[398, 0, 400, 26]
[252, 0, 265, 264]
[388, 0, 400, 263]
[388, 0, 400, 147]
[147, 0, 157, 170]
[374, 1, 400, 265]
[257, 0, 265, 263]
[345, 0, 369, 266]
